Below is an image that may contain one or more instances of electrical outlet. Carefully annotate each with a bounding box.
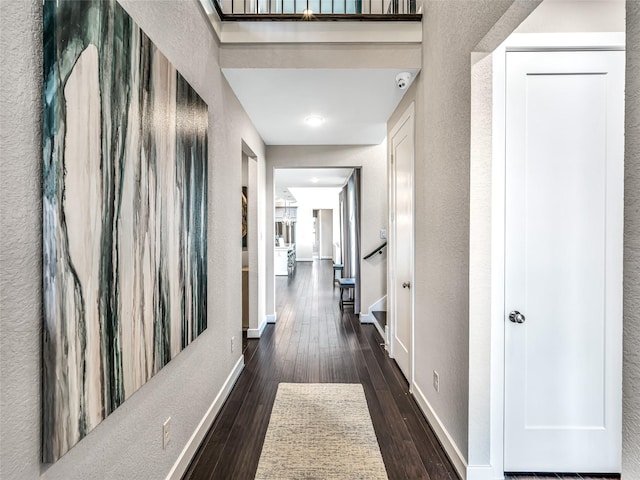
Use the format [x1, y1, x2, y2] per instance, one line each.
[380, 229, 387, 240]
[433, 371, 439, 393]
[231, 336, 236, 353]
[163, 418, 171, 449]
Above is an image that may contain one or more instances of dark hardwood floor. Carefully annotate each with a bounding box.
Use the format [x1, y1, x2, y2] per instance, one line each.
[182, 260, 621, 480]
[183, 260, 459, 480]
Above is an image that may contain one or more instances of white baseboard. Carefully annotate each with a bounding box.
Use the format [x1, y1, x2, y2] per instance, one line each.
[360, 296, 387, 341]
[360, 313, 373, 323]
[491, 470, 505, 480]
[296, 258, 313, 262]
[466, 465, 494, 480]
[266, 313, 276, 324]
[320, 256, 333, 260]
[412, 381, 468, 480]
[247, 315, 268, 338]
[166, 355, 244, 480]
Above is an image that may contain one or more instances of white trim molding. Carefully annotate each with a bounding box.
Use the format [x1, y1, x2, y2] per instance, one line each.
[412, 381, 468, 480]
[166, 355, 244, 480]
[220, 21, 422, 44]
[247, 315, 269, 338]
[359, 296, 387, 340]
[466, 465, 496, 480]
[360, 295, 386, 323]
[266, 313, 277, 323]
[387, 101, 416, 387]
[504, 32, 625, 52]
[359, 314, 374, 324]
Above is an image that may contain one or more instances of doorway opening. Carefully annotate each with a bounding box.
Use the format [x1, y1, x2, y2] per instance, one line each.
[242, 143, 267, 340]
[273, 167, 361, 312]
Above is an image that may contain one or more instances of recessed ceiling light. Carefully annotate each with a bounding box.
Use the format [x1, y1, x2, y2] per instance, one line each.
[311, 177, 319, 183]
[304, 115, 325, 127]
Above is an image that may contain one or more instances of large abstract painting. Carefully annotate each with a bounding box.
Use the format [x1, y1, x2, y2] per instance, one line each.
[43, 0, 208, 462]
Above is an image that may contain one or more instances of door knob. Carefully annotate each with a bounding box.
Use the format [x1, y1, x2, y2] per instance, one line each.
[509, 311, 526, 324]
[402, 282, 411, 289]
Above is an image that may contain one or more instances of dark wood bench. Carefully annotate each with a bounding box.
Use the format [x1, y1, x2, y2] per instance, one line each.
[338, 277, 355, 310]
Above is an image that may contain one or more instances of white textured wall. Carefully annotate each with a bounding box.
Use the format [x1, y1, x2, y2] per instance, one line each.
[296, 206, 315, 261]
[0, 2, 42, 477]
[466, 7, 542, 472]
[319, 209, 334, 259]
[623, 2, 640, 477]
[220, 43, 422, 69]
[467, 53, 494, 469]
[266, 144, 387, 315]
[516, 0, 625, 34]
[409, 1, 516, 460]
[0, 1, 265, 479]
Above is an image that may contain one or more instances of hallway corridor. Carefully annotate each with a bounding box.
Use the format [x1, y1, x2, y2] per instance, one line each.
[183, 260, 458, 480]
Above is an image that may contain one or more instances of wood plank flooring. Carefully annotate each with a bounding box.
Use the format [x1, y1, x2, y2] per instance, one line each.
[183, 260, 458, 480]
[183, 260, 619, 480]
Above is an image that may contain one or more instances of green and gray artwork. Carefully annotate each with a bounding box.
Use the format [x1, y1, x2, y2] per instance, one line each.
[43, 0, 208, 463]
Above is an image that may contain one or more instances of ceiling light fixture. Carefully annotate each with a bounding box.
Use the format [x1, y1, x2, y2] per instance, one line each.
[304, 115, 325, 127]
[311, 177, 319, 183]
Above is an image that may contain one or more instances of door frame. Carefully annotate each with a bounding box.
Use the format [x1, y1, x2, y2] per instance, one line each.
[388, 101, 416, 387]
[243, 142, 268, 339]
[484, 33, 626, 478]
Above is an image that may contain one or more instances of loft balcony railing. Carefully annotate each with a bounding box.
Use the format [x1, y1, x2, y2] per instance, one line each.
[212, 0, 421, 20]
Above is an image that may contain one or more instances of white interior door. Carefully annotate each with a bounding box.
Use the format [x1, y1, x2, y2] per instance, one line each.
[390, 105, 414, 381]
[504, 50, 624, 473]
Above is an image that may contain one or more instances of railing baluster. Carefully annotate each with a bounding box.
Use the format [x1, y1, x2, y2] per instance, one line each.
[217, 0, 421, 17]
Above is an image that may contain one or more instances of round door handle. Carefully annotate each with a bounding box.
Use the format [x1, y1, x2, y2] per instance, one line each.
[509, 311, 526, 324]
[402, 282, 411, 289]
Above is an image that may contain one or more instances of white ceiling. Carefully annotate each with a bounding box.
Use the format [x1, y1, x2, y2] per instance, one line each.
[222, 68, 419, 145]
[275, 168, 353, 203]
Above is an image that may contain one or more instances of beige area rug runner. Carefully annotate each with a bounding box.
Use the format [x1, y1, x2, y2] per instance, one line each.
[255, 383, 388, 479]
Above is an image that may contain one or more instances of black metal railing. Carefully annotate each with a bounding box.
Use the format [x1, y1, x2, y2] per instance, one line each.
[211, 0, 421, 20]
[363, 242, 387, 260]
